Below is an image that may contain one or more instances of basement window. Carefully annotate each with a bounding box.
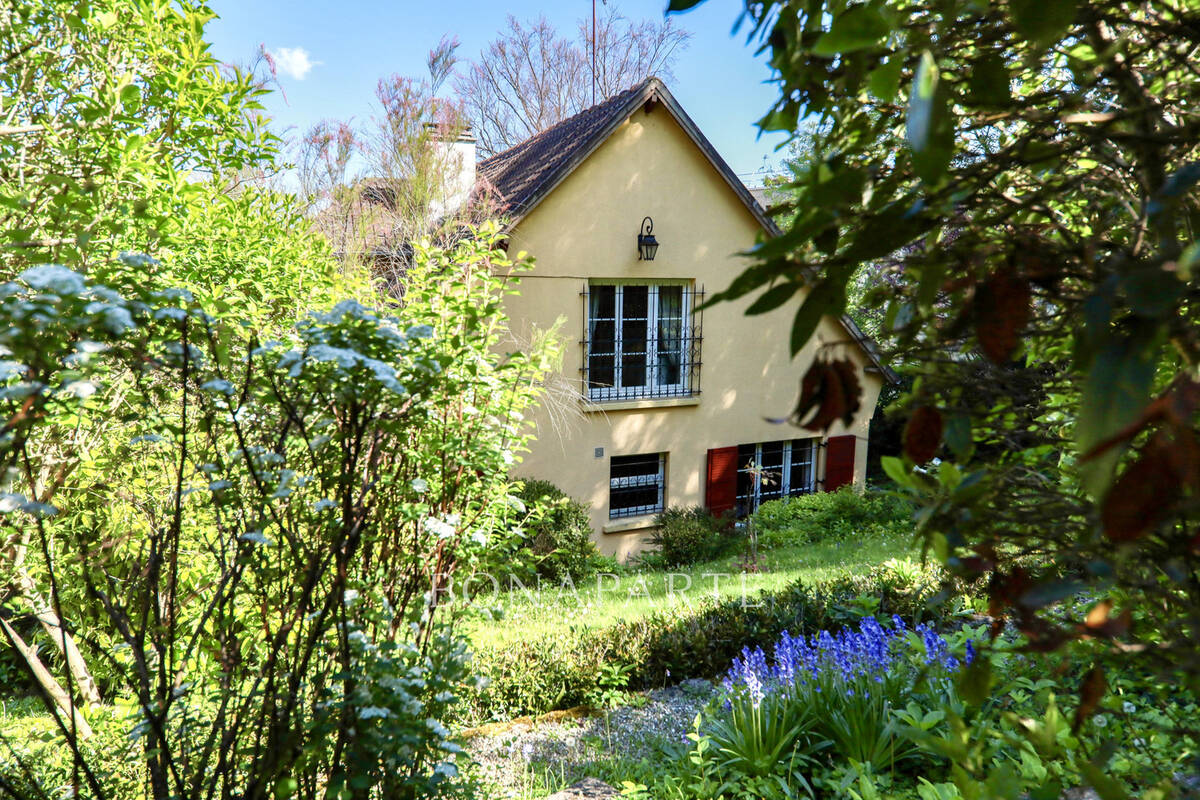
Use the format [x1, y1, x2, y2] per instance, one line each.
[609, 453, 666, 519]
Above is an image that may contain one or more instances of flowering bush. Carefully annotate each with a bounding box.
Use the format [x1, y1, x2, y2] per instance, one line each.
[0, 227, 555, 798]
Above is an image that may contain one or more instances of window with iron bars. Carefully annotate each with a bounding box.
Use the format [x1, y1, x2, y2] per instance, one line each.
[609, 453, 666, 519]
[581, 281, 703, 401]
[736, 439, 818, 516]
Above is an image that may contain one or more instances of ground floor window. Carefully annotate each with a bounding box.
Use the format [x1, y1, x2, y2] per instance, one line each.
[610, 453, 666, 518]
[735, 439, 817, 516]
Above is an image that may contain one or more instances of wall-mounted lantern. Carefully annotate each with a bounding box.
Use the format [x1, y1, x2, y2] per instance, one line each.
[637, 216, 659, 261]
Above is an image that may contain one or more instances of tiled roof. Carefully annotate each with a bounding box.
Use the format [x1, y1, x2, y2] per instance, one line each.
[475, 79, 653, 220]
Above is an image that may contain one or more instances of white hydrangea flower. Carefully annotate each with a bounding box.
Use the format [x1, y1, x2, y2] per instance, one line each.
[423, 515, 458, 539]
[19, 265, 85, 295]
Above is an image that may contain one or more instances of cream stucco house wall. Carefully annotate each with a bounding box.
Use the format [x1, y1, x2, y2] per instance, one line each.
[466, 78, 890, 559]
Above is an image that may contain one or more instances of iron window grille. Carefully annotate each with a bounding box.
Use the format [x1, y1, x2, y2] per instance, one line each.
[736, 439, 817, 516]
[609, 453, 666, 519]
[581, 281, 703, 401]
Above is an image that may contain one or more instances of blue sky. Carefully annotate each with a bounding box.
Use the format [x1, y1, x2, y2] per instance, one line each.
[206, 0, 791, 184]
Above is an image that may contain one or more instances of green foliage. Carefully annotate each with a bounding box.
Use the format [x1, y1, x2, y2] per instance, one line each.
[750, 488, 913, 549]
[161, 182, 362, 326]
[0, 228, 554, 798]
[511, 478, 601, 582]
[666, 0, 1200, 792]
[646, 506, 730, 568]
[704, 694, 823, 792]
[308, 606, 476, 799]
[1, 0, 274, 273]
[1, 699, 144, 799]
[585, 662, 636, 710]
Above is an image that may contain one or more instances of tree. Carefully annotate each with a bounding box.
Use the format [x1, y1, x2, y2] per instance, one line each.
[0, 233, 554, 799]
[1, 2, 556, 797]
[456, 7, 692, 157]
[296, 36, 496, 295]
[670, 0, 1199, 788]
[0, 0, 350, 734]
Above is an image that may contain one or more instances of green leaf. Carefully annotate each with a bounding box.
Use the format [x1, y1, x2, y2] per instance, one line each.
[915, 258, 946, 309]
[759, 101, 800, 134]
[120, 84, 142, 110]
[868, 57, 904, 103]
[843, 201, 928, 262]
[1019, 578, 1086, 608]
[666, 0, 707, 9]
[1147, 162, 1200, 216]
[1121, 268, 1184, 319]
[745, 282, 802, 315]
[1079, 763, 1131, 800]
[812, 6, 892, 57]
[958, 657, 992, 705]
[1178, 242, 1199, 281]
[943, 414, 973, 460]
[881, 455, 914, 488]
[1076, 335, 1157, 497]
[907, 51, 939, 152]
[814, 225, 839, 255]
[1009, 0, 1078, 49]
[789, 276, 847, 355]
[906, 51, 954, 183]
[967, 53, 1011, 105]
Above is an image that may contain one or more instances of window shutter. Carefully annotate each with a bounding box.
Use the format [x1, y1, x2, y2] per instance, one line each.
[705, 446, 738, 517]
[824, 435, 857, 491]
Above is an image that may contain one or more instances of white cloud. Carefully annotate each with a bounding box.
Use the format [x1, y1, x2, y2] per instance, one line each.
[269, 47, 319, 81]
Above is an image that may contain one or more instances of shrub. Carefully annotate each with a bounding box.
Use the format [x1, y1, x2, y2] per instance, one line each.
[513, 479, 600, 582]
[0, 229, 555, 798]
[647, 506, 731, 568]
[0, 699, 144, 799]
[750, 487, 912, 549]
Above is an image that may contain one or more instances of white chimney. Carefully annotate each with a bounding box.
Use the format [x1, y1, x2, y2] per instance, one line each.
[427, 122, 476, 221]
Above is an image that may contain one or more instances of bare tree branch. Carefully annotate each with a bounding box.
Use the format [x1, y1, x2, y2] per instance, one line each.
[456, 8, 691, 157]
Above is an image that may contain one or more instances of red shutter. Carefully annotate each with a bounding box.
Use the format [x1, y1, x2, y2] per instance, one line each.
[705, 446, 738, 517]
[824, 435, 857, 491]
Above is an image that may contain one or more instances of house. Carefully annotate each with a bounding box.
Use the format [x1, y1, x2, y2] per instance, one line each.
[458, 77, 891, 558]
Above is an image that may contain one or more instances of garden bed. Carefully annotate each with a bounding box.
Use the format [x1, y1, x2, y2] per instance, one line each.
[458, 556, 962, 724]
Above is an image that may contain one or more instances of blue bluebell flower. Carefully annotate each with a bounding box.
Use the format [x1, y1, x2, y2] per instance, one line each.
[718, 616, 961, 710]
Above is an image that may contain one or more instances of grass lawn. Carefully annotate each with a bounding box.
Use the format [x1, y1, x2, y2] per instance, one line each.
[463, 526, 917, 649]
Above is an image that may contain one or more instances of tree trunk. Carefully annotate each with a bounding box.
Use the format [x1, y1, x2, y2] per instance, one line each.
[0, 616, 93, 740]
[14, 566, 102, 705]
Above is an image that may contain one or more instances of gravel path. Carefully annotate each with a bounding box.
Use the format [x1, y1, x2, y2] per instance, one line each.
[464, 683, 713, 798]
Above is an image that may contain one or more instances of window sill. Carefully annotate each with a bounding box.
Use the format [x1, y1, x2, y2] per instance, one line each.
[602, 516, 659, 534]
[582, 396, 700, 413]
